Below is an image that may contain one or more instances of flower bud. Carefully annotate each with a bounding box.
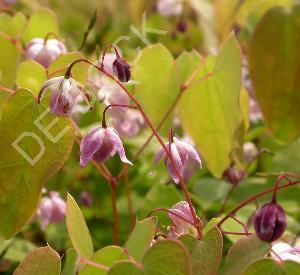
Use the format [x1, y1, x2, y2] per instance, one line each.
[177, 20, 187, 33]
[26, 38, 66, 68]
[253, 202, 286, 242]
[112, 57, 131, 83]
[79, 191, 93, 207]
[223, 166, 246, 186]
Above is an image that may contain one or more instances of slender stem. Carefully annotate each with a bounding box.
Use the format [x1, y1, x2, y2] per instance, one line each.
[80, 258, 109, 270]
[65, 58, 202, 237]
[217, 179, 300, 227]
[230, 214, 249, 234]
[43, 32, 60, 45]
[100, 44, 120, 69]
[102, 104, 137, 128]
[272, 174, 291, 203]
[124, 172, 135, 229]
[111, 180, 119, 244]
[0, 85, 15, 94]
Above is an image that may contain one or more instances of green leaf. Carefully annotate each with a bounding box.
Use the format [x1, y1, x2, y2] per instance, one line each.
[0, 36, 21, 88]
[79, 246, 125, 275]
[132, 44, 181, 131]
[202, 218, 221, 235]
[179, 228, 223, 275]
[177, 34, 242, 177]
[4, 238, 36, 262]
[141, 240, 192, 275]
[61, 248, 78, 275]
[248, 5, 300, 142]
[0, 89, 74, 238]
[48, 52, 89, 84]
[23, 9, 59, 44]
[108, 261, 139, 275]
[0, 12, 27, 37]
[176, 51, 203, 83]
[243, 259, 300, 275]
[109, 240, 192, 275]
[13, 246, 61, 275]
[66, 194, 93, 259]
[225, 235, 270, 275]
[125, 217, 157, 261]
[16, 61, 47, 96]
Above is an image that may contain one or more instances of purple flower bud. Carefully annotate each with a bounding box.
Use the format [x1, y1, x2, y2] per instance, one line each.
[223, 166, 246, 186]
[39, 76, 90, 116]
[79, 191, 93, 207]
[80, 127, 132, 166]
[154, 137, 202, 184]
[177, 20, 187, 33]
[112, 57, 131, 83]
[37, 192, 66, 230]
[253, 202, 286, 242]
[157, 0, 183, 17]
[26, 38, 66, 68]
[168, 201, 198, 237]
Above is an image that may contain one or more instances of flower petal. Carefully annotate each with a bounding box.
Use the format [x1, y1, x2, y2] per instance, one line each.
[166, 143, 183, 184]
[80, 127, 104, 166]
[107, 128, 132, 165]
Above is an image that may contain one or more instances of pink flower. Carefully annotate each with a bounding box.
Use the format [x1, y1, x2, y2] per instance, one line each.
[154, 137, 202, 183]
[26, 38, 66, 68]
[39, 76, 90, 116]
[223, 166, 246, 186]
[111, 109, 144, 138]
[37, 192, 66, 230]
[100, 52, 118, 75]
[80, 127, 132, 166]
[271, 243, 300, 263]
[157, 0, 183, 17]
[168, 201, 198, 237]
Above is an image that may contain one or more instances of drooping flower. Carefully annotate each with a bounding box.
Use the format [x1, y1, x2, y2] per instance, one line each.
[37, 191, 66, 230]
[168, 201, 198, 237]
[271, 243, 300, 263]
[80, 126, 132, 166]
[112, 56, 131, 83]
[100, 52, 118, 76]
[223, 166, 247, 186]
[39, 76, 91, 116]
[157, 0, 183, 17]
[154, 136, 202, 183]
[110, 109, 144, 138]
[253, 202, 286, 242]
[26, 38, 66, 68]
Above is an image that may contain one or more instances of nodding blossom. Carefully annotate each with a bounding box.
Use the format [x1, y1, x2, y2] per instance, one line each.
[223, 166, 247, 186]
[39, 76, 91, 116]
[37, 192, 66, 230]
[79, 191, 93, 207]
[253, 202, 286, 242]
[243, 141, 259, 164]
[80, 126, 132, 166]
[157, 0, 183, 17]
[168, 201, 199, 238]
[271, 243, 300, 263]
[26, 38, 66, 68]
[112, 56, 131, 83]
[154, 136, 202, 184]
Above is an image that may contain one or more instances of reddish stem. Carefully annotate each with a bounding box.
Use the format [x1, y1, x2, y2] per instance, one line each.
[102, 104, 137, 128]
[217, 178, 300, 227]
[65, 58, 202, 237]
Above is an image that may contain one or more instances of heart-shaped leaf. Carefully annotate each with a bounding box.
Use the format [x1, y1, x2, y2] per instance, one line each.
[248, 5, 300, 142]
[0, 89, 74, 238]
[179, 227, 223, 275]
[13, 246, 61, 275]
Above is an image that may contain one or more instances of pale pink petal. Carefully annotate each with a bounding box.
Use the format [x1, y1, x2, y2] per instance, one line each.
[80, 127, 105, 166]
[166, 143, 183, 184]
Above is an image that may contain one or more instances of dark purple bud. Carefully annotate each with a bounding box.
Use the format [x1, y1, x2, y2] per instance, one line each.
[112, 57, 131, 83]
[79, 191, 93, 207]
[223, 166, 246, 186]
[177, 20, 187, 33]
[253, 202, 286, 242]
